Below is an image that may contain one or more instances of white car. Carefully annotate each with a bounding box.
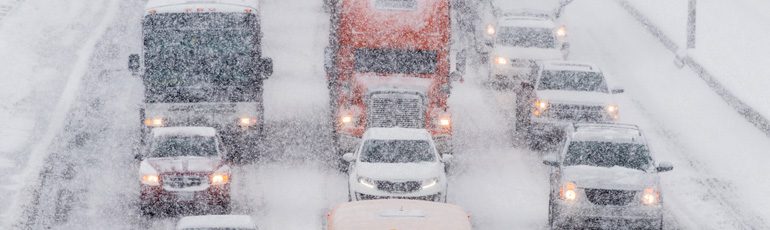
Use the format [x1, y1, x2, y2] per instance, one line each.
[486, 9, 569, 87]
[543, 123, 673, 229]
[137, 127, 232, 216]
[344, 128, 451, 202]
[176, 215, 258, 230]
[521, 61, 624, 149]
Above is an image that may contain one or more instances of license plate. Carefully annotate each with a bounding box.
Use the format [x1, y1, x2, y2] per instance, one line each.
[176, 192, 195, 201]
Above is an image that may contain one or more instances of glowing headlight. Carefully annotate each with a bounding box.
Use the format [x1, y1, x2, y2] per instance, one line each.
[210, 173, 230, 185]
[559, 182, 578, 201]
[239, 117, 258, 127]
[486, 24, 496, 35]
[421, 178, 438, 189]
[141, 174, 160, 186]
[642, 187, 660, 205]
[358, 177, 376, 189]
[439, 118, 451, 126]
[556, 25, 567, 38]
[495, 57, 508, 65]
[534, 99, 549, 110]
[606, 105, 620, 120]
[143, 117, 164, 127]
[341, 115, 353, 124]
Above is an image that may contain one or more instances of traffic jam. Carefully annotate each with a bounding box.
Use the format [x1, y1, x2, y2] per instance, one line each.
[128, 0, 673, 229]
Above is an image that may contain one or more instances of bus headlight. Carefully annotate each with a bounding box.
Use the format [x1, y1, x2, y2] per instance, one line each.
[559, 181, 578, 201]
[143, 117, 164, 127]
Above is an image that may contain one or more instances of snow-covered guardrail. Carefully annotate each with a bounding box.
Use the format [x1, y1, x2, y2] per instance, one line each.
[615, 0, 770, 137]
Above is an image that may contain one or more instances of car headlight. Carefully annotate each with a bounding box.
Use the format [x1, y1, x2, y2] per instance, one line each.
[358, 177, 376, 189]
[495, 56, 508, 65]
[143, 117, 164, 127]
[141, 174, 160, 186]
[641, 187, 660, 205]
[559, 181, 578, 201]
[556, 25, 567, 38]
[486, 24, 496, 35]
[238, 116, 258, 127]
[421, 178, 439, 189]
[605, 104, 619, 120]
[210, 172, 230, 185]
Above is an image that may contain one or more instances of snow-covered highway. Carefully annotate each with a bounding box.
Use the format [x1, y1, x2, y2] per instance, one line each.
[1, 0, 769, 229]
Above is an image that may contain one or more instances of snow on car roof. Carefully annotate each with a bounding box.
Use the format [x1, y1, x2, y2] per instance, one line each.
[146, 0, 259, 14]
[329, 199, 471, 230]
[541, 61, 600, 73]
[152, 127, 217, 138]
[571, 123, 646, 143]
[176, 215, 256, 229]
[363, 128, 432, 141]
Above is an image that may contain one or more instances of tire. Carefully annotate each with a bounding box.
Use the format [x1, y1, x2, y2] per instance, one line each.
[139, 203, 157, 217]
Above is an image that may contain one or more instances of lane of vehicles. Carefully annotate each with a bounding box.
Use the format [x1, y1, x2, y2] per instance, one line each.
[121, 0, 675, 229]
[128, 0, 273, 163]
[324, 0, 461, 165]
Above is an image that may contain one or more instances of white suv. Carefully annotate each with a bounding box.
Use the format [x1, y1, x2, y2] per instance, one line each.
[519, 61, 624, 149]
[137, 127, 232, 216]
[486, 9, 569, 88]
[543, 123, 673, 229]
[344, 128, 451, 202]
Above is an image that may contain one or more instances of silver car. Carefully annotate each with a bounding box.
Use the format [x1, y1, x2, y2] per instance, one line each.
[543, 123, 673, 229]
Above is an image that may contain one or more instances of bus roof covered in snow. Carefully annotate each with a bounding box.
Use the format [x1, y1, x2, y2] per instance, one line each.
[145, 0, 259, 14]
[327, 199, 472, 230]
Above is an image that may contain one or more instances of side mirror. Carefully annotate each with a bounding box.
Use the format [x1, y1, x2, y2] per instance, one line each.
[450, 71, 463, 82]
[259, 58, 274, 78]
[441, 154, 454, 163]
[542, 154, 559, 167]
[342, 153, 356, 162]
[128, 54, 140, 76]
[134, 153, 143, 161]
[656, 162, 673, 172]
[611, 88, 625, 94]
[520, 81, 534, 91]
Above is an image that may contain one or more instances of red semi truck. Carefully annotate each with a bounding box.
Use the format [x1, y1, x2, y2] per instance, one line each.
[324, 0, 461, 161]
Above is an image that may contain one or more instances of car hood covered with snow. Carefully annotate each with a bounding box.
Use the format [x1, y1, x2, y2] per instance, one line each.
[562, 165, 658, 191]
[355, 162, 444, 181]
[493, 46, 563, 61]
[536, 90, 614, 106]
[141, 157, 223, 174]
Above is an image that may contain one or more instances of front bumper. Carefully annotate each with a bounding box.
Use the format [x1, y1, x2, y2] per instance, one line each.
[140, 184, 230, 207]
[553, 199, 663, 228]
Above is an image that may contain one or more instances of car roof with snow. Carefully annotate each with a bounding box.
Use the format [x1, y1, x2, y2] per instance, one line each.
[540, 61, 601, 73]
[362, 128, 433, 141]
[152, 127, 217, 138]
[175, 215, 257, 230]
[569, 123, 647, 144]
[497, 10, 555, 28]
[145, 0, 260, 14]
[327, 199, 471, 230]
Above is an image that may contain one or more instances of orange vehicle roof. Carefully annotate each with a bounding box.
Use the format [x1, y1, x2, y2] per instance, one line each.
[328, 199, 472, 230]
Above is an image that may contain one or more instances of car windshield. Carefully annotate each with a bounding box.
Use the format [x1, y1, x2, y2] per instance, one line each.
[496, 26, 556, 48]
[563, 141, 652, 171]
[150, 136, 218, 158]
[354, 48, 438, 74]
[360, 140, 435, 163]
[538, 70, 609, 92]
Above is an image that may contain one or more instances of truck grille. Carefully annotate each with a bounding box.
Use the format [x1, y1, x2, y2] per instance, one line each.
[367, 94, 424, 129]
[585, 189, 637, 206]
[549, 104, 605, 122]
[376, 181, 421, 193]
[163, 175, 206, 189]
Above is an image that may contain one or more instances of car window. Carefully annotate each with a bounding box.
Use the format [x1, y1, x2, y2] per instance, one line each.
[360, 140, 435, 163]
[537, 70, 609, 93]
[150, 136, 218, 158]
[563, 141, 652, 171]
[496, 26, 556, 48]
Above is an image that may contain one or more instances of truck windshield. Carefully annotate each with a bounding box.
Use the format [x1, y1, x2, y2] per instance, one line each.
[143, 13, 259, 103]
[538, 71, 609, 93]
[360, 140, 435, 163]
[496, 26, 556, 49]
[150, 136, 218, 158]
[563, 141, 652, 171]
[355, 49, 437, 74]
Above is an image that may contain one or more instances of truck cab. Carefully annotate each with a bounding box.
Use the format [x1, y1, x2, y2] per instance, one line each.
[128, 0, 273, 162]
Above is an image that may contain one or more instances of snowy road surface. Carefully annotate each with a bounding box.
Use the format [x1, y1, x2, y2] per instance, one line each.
[1, 0, 769, 229]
